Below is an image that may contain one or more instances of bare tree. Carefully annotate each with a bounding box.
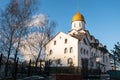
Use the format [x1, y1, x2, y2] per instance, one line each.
[22, 16, 56, 69]
[0, 0, 40, 77]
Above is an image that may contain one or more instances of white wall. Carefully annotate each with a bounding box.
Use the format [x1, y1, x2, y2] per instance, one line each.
[45, 31, 111, 72]
[45, 32, 78, 67]
[78, 40, 90, 68]
[72, 21, 85, 30]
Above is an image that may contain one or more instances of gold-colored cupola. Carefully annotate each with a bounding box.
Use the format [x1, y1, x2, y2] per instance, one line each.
[72, 12, 85, 22]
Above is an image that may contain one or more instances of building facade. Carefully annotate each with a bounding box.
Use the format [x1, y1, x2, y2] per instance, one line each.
[109, 54, 120, 70]
[45, 12, 111, 73]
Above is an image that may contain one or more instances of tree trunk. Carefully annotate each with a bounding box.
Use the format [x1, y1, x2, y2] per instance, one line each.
[5, 33, 13, 77]
[12, 58, 19, 80]
[5, 47, 11, 77]
[0, 54, 3, 70]
[28, 59, 31, 76]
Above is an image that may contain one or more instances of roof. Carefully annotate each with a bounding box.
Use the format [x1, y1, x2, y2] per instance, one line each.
[45, 32, 78, 46]
[72, 12, 85, 22]
[69, 32, 85, 40]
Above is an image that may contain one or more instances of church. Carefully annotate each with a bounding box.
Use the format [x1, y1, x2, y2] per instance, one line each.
[45, 12, 111, 73]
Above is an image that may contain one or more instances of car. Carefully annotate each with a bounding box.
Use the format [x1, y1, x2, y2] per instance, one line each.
[23, 75, 45, 80]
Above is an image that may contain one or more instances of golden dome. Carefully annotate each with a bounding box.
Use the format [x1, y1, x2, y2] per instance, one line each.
[72, 12, 85, 22]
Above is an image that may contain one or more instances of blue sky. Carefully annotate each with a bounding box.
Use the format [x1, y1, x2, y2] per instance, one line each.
[40, 0, 120, 52]
[0, 0, 120, 52]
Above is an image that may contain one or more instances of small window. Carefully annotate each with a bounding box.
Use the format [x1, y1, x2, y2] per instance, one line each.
[49, 50, 53, 55]
[84, 49, 86, 55]
[94, 53, 96, 56]
[103, 56, 105, 62]
[86, 50, 88, 55]
[70, 47, 73, 53]
[54, 40, 56, 45]
[79, 23, 81, 27]
[74, 23, 76, 27]
[68, 58, 73, 64]
[49, 59, 52, 65]
[59, 36, 61, 39]
[57, 59, 61, 64]
[91, 52, 94, 56]
[80, 48, 83, 54]
[65, 39, 67, 44]
[106, 56, 108, 62]
[64, 48, 68, 53]
[83, 39, 87, 45]
[91, 61, 94, 67]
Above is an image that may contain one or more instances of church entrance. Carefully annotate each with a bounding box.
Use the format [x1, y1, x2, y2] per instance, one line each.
[81, 58, 88, 78]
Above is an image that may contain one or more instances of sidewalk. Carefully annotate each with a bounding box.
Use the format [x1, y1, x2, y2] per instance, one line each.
[88, 74, 110, 80]
[100, 74, 110, 80]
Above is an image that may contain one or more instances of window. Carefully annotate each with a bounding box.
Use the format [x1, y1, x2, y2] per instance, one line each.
[80, 48, 83, 54]
[68, 58, 73, 64]
[106, 56, 108, 62]
[91, 52, 93, 56]
[54, 40, 56, 45]
[65, 39, 67, 44]
[94, 53, 95, 56]
[70, 47, 73, 53]
[57, 59, 61, 64]
[49, 50, 53, 55]
[86, 50, 88, 55]
[91, 61, 94, 67]
[74, 23, 76, 27]
[103, 56, 105, 62]
[79, 23, 81, 27]
[64, 48, 68, 53]
[59, 36, 61, 39]
[49, 59, 52, 65]
[83, 39, 87, 45]
[84, 49, 86, 55]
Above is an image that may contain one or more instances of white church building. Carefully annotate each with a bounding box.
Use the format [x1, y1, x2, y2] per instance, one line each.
[45, 12, 111, 73]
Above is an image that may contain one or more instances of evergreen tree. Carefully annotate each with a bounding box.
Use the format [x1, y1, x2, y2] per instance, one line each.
[111, 42, 120, 70]
[112, 42, 120, 61]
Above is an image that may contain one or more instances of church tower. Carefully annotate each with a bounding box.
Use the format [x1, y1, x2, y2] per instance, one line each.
[72, 12, 85, 31]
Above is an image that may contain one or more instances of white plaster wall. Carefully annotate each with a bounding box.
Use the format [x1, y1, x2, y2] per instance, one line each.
[72, 21, 85, 30]
[78, 40, 90, 68]
[45, 31, 111, 72]
[104, 53, 111, 71]
[90, 48, 97, 69]
[89, 47, 111, 72]
[45, 32, 78, 67]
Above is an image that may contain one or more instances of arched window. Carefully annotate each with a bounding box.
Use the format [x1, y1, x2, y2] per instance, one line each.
[91, 52, 93, 56]
[64, 48, 68, 53]
[79, 23, 81, 27]
[70, 47, 73, 53]
[49, 50, 53, 55]
[74, 23, 76, 27]
[80, 48, 83, 54]
[54, 40, 56, 45]
[68, 58, 73, 64]
[106, 56, 108, 62]
[84, 49, 86, 55]
[57, 59, 61, 64]
[91, 61, 94, 67]
[94, 53, 96, 56]
[49, 59, 52, 65]
[65, 39, 67, 44]
[86, 50, 88, 55]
